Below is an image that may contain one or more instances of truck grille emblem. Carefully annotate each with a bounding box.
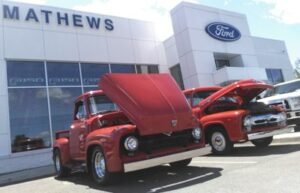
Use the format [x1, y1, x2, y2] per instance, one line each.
[171, 120, 177, 127]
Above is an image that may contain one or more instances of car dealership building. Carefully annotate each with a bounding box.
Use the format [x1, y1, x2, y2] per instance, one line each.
[0, 1, 294, 174]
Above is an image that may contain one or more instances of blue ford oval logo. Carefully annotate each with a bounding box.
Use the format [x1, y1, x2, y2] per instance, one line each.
[205, 22, 241, 42]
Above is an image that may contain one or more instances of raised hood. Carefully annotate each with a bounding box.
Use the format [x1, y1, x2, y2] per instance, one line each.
[199, 79, 273, 109]
[100, 73, 197, 136]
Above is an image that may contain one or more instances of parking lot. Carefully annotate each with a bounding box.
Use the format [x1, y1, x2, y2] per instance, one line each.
[1, 140, 300, 193]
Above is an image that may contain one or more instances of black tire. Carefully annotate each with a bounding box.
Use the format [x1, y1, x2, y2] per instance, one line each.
[53, 149, 70, 178]
[251, 137, 273, 147]
[169, 158, 192, 168]
[209, 128, 233, 155]
[91, 146, 114, 185]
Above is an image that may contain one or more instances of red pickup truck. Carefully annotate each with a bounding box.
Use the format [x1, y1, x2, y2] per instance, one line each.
[53, 74, 207, 185]
[184, 79, 291, 155]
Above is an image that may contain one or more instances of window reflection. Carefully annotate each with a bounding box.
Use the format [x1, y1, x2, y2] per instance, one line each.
[81, 63, 109, 86]
[6, 61, 160, 153]
[7, 61, 46, 87]
[266, 68, 284, 85]
[47, 62, 81, 86]
[9, 88, 51, 153]
[111, 64, 136, 73]
[49, 87, 82, 137]
[137, 65, 159, 74]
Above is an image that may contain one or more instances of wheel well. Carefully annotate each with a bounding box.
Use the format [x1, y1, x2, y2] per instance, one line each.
[204, 124, 226, 144]
[86, 145, 100, 173]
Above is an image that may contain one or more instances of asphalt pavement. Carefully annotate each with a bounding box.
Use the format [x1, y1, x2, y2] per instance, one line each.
[0, 132, 300, 188]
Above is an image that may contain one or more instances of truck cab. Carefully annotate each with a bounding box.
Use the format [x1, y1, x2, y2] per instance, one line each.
[184, 79, 291, 155]
[53, 74, 208, 185]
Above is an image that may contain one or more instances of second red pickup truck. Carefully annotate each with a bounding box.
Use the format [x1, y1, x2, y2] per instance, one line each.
[184, 79, 292, 155]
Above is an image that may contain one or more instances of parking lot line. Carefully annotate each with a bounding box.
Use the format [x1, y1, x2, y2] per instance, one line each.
[192, 161, 257, 164]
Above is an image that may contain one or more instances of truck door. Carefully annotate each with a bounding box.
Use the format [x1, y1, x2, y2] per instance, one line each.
[69, 100, 88, 160]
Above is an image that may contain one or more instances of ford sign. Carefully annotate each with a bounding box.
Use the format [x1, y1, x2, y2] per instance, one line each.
[205, 22, 241, 42]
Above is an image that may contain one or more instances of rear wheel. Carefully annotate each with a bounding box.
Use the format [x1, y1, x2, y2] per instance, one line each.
[91, 146, 114, 185]
[251, 137, 273, 147]
[209, 128, 233, 155]
[169, 158, 192, 168]
[53, 149, 70, 178]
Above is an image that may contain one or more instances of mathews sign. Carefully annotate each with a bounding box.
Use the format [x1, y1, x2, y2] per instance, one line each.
[205, 22, 241, 42]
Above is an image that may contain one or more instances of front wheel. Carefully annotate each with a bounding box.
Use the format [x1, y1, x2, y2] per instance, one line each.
[53, 149, 70, 178]
[169, 158, 192, 168]
[251, 137, 273, 147]
[91, 146, 114, 185]
[209, 129, 233, 155]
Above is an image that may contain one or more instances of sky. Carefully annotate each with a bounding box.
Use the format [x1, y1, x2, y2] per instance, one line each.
[9, 0, 300, 68]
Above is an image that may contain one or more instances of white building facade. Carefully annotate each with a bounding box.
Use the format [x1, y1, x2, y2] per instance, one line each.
[165, 2, 294, 89]
[0, 1, 294, 174]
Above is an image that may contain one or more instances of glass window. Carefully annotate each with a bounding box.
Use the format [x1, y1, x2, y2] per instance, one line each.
[84, 86, 98, 93]
[170, 64, 184, 90]
[192, 90, 217, 106]
[49, 87, 82, 137]
[74, 101, 86, 120]
[110, 64, 136, 73]
[265, 80, 300, 97]
[81, 63, 109, 86]
[89, 95, 116, 115]
[9, 88, 51, 153]
[7, 61, 46, 87]
[47, 62, 81, 86]
[266, 69, 284, 85]
[136, 65, 159, 74]
[215, 59, 230, 70]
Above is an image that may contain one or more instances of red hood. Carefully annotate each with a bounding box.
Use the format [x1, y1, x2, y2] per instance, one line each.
[199, 79, 273, 109]
[100, 73, 197, 136]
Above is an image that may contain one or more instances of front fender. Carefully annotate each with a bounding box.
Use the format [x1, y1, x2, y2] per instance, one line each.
[86, 124, 137, 173]
[201, 110, 248, 141]
[53, 138, 70, 165]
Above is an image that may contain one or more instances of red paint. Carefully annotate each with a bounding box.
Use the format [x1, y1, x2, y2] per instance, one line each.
[184, 79, 287, 143]
[53, 74, 205, 173]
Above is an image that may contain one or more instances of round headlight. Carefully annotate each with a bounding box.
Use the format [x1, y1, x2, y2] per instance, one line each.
[124, 136, 138, 151]
[192, 128, 201, 140]
[279, 112, 287, 121]
[244, 115, 252, 132]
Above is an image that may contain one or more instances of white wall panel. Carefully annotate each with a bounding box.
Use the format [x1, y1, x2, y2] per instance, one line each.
[4, 27, 45, 59]
[44, 31, 78, 61]
[104, 17, 131, 39]
[130, 20, 155, 41]
[106, 37, 135, 63]
[77, 34, 109, 62]
[133, 40, 158, 64]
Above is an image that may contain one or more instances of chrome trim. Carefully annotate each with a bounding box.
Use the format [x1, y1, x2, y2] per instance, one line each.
[123, 146, 211, 172]
[249, 113, 284, 126]
[247, 127, 294, 140]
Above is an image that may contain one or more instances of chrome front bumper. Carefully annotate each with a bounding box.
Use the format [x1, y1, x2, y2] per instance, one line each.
[247, 127, 294, 140]
[123, 146, 211, 172]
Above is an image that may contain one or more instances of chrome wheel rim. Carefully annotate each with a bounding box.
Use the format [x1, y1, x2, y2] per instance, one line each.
[211, 132, 226, 152]
[94, 151, 106, 178]
[55, 153, 61, 172]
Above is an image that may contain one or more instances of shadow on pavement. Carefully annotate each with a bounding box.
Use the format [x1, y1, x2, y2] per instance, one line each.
[207, 143, 300, 157]
[56, 165, 222, 193]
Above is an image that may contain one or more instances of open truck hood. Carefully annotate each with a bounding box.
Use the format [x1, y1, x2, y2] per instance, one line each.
[100, 73, 197, 136]
[199, 79, 273, 109]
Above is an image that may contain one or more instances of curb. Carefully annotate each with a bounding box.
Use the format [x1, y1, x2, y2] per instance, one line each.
[0, 165, 54, 187]
[273, 132, 300, 144]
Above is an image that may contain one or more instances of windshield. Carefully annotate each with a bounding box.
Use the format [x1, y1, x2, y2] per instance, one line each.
[264, 80, 300, 97]
[190, 90, 217, 106]
[89, 95, 117, 115]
